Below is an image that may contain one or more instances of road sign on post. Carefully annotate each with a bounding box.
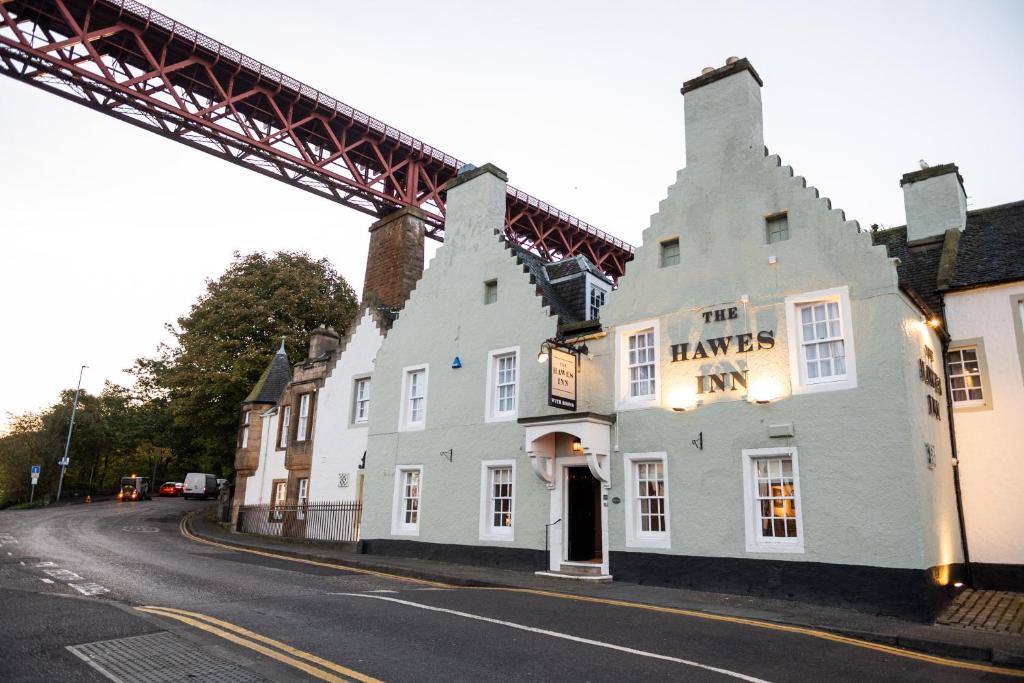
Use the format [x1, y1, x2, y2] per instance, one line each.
[29, 464, 41, 504]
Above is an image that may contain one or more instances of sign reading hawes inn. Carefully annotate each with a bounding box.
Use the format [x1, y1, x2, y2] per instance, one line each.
[671, 305, 775, 394]
[548, 347, 577, 411]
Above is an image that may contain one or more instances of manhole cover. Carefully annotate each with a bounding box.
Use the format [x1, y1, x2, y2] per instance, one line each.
[68, 631, 267, 682]
[121, 526, 160, 533]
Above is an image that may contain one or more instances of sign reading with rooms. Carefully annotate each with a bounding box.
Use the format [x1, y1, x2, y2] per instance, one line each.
[670, 305, 775, 394]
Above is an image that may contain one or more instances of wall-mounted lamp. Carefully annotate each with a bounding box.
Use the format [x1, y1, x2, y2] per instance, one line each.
[747, 377, 783, 405]
[537, 342, 549, 363]
[926, 317, 941, 329]
[668, 386, 698, 412]
[571, 439, 584, 454]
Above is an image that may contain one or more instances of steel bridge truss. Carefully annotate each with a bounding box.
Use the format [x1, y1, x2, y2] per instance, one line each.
[0, 0, 633, 277]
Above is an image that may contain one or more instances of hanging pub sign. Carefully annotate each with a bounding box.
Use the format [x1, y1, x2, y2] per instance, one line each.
[548, 347, 577, 411]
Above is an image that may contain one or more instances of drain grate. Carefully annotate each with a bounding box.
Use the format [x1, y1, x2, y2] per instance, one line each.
[68, 631, 268, 682]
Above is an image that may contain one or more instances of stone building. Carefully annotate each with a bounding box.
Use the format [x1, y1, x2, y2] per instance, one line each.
[358, 58, 970, 620]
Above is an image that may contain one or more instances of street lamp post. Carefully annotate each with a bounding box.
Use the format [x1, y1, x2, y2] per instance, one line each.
[55, 365, 87, 503]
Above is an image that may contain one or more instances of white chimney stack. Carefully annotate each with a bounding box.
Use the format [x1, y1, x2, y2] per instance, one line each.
[900, 163, 967, 244]
[681, 57, 764, 170]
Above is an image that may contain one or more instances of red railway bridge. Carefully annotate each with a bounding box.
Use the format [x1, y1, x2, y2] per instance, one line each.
[0, 0, 634, 278]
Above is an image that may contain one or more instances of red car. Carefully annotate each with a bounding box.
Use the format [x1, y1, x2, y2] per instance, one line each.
[159, 481, 183, 497]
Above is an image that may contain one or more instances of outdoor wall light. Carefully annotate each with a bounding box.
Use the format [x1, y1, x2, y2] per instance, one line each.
[571, 439, 584, 454]
[537, 342, 550, 363]
[926, 317, 941, 329]
[747, 377, 783, 404]
[668, 386, 698, 412]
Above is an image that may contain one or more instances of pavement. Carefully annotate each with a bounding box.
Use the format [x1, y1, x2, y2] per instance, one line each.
[1, 497, 1022, 682]
[191, 509, 1024, 669]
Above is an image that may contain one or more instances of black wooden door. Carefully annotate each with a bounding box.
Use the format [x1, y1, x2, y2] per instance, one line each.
[567, 467, 599, 561]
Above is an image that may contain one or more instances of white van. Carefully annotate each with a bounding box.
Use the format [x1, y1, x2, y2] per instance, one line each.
[183, 472, 218, 500]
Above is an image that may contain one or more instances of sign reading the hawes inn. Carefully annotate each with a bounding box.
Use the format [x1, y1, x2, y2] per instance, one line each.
[548, 347, 577, 411]
[671, 305, 775, 394]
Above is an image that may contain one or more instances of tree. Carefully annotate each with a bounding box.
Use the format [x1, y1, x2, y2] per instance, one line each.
[134, 251, 358, 475]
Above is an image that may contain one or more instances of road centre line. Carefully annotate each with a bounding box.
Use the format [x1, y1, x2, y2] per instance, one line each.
[476, 588, 1024, 678]
[335, 592, 769, 682]
[178, 512, 446, 588]
[180, 513, 1024, 678]
[137, 606, 382, 683]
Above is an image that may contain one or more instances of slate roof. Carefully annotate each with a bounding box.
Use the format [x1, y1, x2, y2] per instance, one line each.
[244, 344, 292, 404]
[948, 201, 1024, 290]
[872, 200, 1024, 315]
[511, 247, 611, 328]
[871, 226, 946, 315]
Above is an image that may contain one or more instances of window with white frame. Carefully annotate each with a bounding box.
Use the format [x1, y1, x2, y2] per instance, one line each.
[354, 378, 371, 423]
[296, 394, 311, 442]
[799, 302, 845, 381]
[623, 452, 670, 548]
[742, 448, 803, 553]
[296, 477, 309, 519]
[240, 410, 250, 448]
[404, 368, 427, 427]
[392, 467, 422, 533]
[588, 283, 607, 321]
[785, 287, 857, 394]
[270, 479, 287, 520]
[486, 349, 518, 420]
[278, 405, 291, 448]
[628, 329, 657, 398]
[946, 347, 984, 404]
[617, 320, 660, 409]
[479, 461, 515, 540]
[635, 460, 666, 534]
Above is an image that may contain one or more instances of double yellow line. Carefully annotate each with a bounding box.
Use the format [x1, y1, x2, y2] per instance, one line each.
[178, 513, 448, 588]
[137, 605, 382, 683]
[179, 512, 1024, 679]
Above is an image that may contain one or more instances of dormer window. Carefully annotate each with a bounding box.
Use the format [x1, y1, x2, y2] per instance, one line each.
[588, 283, 607, 321]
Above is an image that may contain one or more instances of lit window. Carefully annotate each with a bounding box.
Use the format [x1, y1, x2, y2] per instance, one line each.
[401, 469, 421, 528]
[354, 378, 370, 423]
[798, 302, 846, 381]
[489, 467, 513, 530]
[628, 330, 656, 398]
[635, 461, 666, 534]
[588, 284, 607, 321]
[947, 348, 984, 404]
[754, 457, 798, 540]
[766, 213, 789, 244]
[484, 280, 498, 305]
[279, 405, 291, 448]
[240, 410, 250, 449]
[296, 394, 311, 442]
[660, 238, 680, 267]
[743, 448, 803, 553]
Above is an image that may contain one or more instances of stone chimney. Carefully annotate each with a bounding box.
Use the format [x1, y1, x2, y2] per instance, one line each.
[307, 325, 340, 359]
[681, 57, 764, 170]
[442, 163, 508, 251]
[900, 163, 967, 244]
[362, 206, 425, 310]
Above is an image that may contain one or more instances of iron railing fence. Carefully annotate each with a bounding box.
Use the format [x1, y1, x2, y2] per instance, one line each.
[235, 501, 362, 543]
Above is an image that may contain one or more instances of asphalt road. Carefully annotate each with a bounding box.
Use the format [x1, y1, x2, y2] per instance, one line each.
[0, 498, 1017, 682]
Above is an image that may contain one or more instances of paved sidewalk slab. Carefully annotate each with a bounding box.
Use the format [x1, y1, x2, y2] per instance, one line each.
[188, 511, 1024, 668]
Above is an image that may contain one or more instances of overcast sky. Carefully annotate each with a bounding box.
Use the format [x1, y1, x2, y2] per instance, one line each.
[1, 0, 1022, 432]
